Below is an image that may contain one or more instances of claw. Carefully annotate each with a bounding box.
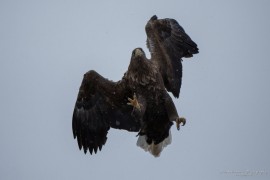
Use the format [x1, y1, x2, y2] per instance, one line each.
[176, 117, 186, 130]
[127, 93, 141, 111]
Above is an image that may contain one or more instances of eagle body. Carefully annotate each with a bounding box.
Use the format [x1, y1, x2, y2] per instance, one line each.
[72, 15, 199, 157]
[124, 49, 175, 147]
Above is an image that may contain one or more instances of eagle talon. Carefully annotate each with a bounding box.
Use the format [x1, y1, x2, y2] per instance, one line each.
[176, 117, 186, 130]
[127, 93, 141, 111]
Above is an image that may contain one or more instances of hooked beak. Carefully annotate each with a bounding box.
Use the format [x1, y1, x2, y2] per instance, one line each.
[134, 48, 144, 57]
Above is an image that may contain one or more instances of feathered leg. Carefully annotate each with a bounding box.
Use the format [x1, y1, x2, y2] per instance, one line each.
[164, 93, 186, 130]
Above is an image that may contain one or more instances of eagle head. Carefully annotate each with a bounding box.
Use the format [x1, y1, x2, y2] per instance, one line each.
[128, 48, 149, 73]
[132, 48, 146, 59]
[130, 48, 147, 65]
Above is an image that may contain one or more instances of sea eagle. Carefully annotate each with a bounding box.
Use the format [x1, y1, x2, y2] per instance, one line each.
[72, 15, 199, 157]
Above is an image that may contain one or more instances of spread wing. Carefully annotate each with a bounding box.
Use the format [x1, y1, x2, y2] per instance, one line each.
[72, 70, 140, 154]
[145, 15, 199, 98]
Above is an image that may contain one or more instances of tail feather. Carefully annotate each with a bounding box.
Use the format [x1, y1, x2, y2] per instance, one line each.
[136, 131, 172, 157]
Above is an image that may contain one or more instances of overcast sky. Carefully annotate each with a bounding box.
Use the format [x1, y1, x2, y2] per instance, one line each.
[1, 0, 270, 179]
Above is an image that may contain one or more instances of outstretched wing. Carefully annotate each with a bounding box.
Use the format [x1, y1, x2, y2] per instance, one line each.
[72, 70, 140, 154]
[145, 15, 199, 98]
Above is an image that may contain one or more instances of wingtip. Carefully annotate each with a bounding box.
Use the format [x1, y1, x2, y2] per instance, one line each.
[184, 48, 199, 58]
[83, 147, 88, 154]
[94, 147, 98, 154]
[98, 144, 103, 151]
[89, 148, 93, 155]
[191, 47, 199, 54]
[172, 89, 180, 99]
[77, 139, 82, 150]
[150, 15, 158, 21]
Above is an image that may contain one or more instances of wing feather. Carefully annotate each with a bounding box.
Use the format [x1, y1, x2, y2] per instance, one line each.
[145, 15, 199, 97]
[72, 70, 140, 154]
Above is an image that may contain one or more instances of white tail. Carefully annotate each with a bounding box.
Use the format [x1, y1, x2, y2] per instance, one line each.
[136, 130, 172, 157]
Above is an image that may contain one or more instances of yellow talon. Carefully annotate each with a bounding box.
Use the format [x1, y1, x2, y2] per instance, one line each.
[176, 117, 186, 130]
[127, 93, 141, 111]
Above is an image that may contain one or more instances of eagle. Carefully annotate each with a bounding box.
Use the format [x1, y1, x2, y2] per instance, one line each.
[72, 15, 198, 157]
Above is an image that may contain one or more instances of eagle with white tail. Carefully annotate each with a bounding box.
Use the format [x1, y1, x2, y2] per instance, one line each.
[72, 15, 199, 157]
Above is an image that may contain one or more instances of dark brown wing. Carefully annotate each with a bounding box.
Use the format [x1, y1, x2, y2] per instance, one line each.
[72, 70, 140, 155]
[145, 15, 199, 98]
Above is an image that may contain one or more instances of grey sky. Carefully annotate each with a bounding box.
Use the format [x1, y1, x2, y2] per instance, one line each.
[1, 0, 270, 179]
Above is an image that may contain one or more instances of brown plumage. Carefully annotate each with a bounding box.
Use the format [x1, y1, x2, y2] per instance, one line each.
[72, 15, 199, 156]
